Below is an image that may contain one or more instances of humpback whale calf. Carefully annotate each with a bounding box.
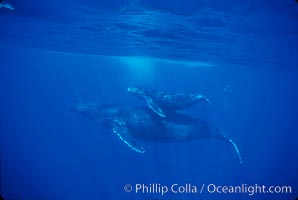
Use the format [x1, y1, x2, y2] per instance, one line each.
[127, 87, 210, 117]
[73, 103, 243, 164]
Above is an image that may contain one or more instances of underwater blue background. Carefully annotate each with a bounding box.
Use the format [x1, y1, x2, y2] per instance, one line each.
[1, 0, 298, 200]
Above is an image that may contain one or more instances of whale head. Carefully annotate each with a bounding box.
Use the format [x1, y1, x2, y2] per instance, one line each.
[128, 87, 150, 100]
[72, 102, 109, 125]
[127, 87, 144, 95]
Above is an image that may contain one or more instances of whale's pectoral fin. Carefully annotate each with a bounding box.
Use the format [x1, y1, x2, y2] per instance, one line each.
[146, 97, 166, 117]
[225, 137, 243, 164]
[111, 119, 145, 153]
[217, 132, 243, 164]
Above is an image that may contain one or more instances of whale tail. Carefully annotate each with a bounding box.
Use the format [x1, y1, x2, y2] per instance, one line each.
[216, 131, 243, 164]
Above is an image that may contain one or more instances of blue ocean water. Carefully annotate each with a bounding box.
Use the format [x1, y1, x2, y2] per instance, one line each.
[0, 0, 298, 200]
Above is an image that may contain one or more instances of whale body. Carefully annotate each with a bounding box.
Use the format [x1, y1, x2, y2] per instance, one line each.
[73, 103, 242, 163]
[127, 87, 210, 117]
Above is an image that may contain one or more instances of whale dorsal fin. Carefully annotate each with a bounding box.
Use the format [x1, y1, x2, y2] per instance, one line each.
[111, 119, 145, 153]
[146, 97, 166, 117]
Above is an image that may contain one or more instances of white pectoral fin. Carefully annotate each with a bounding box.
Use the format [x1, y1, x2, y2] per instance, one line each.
[219, 132, 243, 164]
[227, 138, 243, 164]
[147, 98, 166, 117]
[111, 119, 145, 153]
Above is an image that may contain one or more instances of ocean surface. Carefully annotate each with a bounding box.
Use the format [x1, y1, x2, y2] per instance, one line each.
[1, 0, 298, 200]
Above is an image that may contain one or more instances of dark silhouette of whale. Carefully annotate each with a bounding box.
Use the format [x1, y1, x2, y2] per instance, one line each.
[127, 87, 210, 117]
[73, 103, 243, 163]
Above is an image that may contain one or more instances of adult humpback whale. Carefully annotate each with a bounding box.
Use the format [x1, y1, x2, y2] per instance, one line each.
[73, 103, 243, 164]
[127, 87, 210, 117]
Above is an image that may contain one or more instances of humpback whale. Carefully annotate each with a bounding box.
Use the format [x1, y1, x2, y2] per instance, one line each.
[73, 103, 243, 164]
[127, 87, 210, 117]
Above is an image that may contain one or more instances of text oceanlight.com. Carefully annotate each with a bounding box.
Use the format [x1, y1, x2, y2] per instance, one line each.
[123, 183, 292, 196]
